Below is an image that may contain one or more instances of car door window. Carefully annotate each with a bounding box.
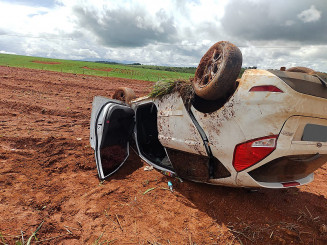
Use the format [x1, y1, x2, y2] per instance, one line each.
[91, 97, 135, 179]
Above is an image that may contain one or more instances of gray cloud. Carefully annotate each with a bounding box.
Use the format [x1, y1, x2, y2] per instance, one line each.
[271, 49, 293, 59]
[193, 22, 223, 41]
[221, 0, 327, 45]
[0, 0, 326, 72]
[298, 5, 321, 23]
[2, 0, 57, 7]
[73, 6, 178, 48]
[0, 35, 24, 54]
[0, 29, 7, 35]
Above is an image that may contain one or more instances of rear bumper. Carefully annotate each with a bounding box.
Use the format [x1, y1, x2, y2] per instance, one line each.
[237, 172, 314, 188]
[235, 116, 327, 188]
[248, 154, 327, 183]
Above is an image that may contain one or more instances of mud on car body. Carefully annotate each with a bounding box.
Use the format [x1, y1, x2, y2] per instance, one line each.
[90, 41, 327, 188]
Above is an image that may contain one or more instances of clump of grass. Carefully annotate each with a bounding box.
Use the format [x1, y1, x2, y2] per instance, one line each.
[149, 78, 194, 99]
[0, 221, 79, 244]
[92, 232, 117, 245]
[148, 79, 176, 98]
[92, 232, 104, 245]
[0, 232, 6, 244]
[26, 221, 44, 245]
[148, 79, 195, 109]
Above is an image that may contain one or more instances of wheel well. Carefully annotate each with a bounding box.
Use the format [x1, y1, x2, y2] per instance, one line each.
[192, 81, 239, 113]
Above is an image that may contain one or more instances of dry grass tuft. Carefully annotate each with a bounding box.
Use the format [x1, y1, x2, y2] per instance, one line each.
[148, 79, 195, 109]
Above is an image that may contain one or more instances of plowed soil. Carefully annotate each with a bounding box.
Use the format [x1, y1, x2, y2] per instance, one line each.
[0, 66, 326, 245]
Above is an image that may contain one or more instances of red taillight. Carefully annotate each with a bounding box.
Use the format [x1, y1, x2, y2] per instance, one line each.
[233, 135, 278, 172]
[249, 85, 283, 93]
[282, 181, 300, 187]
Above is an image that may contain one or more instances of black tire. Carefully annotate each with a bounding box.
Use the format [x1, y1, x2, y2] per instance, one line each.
[112, 87, 136, 105]
[286, 67, 315, 74]
[193, 41, 242, 101]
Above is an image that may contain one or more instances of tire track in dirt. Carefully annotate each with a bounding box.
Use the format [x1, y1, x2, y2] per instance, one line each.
[1, 75, 105, 92]
[0, 100, 86, 119]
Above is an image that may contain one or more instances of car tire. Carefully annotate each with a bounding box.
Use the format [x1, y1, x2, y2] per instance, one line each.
[193, 41, 242, 101]
[112, 87, 136, 105]
[286, 66, 315, 74]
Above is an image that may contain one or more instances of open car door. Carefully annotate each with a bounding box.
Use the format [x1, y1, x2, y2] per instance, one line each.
[90, 96, 135, 180]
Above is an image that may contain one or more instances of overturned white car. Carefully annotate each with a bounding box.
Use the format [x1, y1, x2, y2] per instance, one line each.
[90, 41, 327, 188]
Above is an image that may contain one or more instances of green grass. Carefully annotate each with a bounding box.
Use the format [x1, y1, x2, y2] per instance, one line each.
[127, 64, 196, 74]
[148, 79, 177, 98]
[0, 53, 194, 82]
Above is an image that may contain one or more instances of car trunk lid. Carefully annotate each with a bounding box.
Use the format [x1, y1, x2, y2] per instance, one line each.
[269, 70, 327, 99]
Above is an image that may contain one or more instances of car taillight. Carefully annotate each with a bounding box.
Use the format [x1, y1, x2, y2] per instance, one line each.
[282, 181, 300, 187]
[233, 135, 278, 172]
[249, 85, 283, 92]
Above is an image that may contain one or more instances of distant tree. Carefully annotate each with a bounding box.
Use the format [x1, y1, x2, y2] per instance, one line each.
[95, 61, 120, 64]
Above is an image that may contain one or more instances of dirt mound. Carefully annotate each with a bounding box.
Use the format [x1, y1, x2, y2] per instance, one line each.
[32, 60, 61, 65]
[0, 66, 326, 244]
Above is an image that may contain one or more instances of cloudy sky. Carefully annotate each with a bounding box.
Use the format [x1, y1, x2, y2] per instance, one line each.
[0, 0, 326, 71]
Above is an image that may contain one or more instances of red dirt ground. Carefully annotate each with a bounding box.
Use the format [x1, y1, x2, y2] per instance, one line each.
[0, 66, 326, 244]
[31, 61, 61, 65]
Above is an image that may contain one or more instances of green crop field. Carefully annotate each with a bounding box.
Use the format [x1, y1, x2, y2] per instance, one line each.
[0, 53, 194, 82]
